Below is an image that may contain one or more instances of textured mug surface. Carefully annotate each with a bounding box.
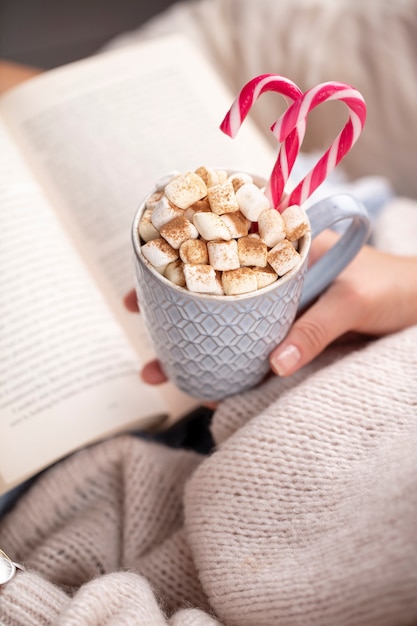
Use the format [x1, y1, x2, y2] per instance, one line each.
[132, 175, 370, 400]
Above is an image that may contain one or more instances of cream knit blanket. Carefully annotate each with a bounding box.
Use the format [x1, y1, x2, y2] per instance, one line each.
[1, 323, 417, 625]
[2, 1, 417, 623]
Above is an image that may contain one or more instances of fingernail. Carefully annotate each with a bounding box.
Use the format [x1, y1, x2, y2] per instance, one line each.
[271, 344, 301, 376]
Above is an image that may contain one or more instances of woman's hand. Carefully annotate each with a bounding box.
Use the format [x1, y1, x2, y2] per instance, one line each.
[124, 234, 417, 384]
[270, 231, 417, 376]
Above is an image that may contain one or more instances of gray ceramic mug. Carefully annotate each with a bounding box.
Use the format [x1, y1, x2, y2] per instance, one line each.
[132, 181, 371, 401]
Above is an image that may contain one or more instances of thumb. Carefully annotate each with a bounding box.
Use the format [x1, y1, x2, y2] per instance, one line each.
[269, 283, 356, 376]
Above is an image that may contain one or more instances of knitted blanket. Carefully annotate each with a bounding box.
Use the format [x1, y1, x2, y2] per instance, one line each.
[2, 1, 417, 623]
[1, 316, 416, 625]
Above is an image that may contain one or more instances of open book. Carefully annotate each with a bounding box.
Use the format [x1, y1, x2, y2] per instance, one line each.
[0, 34, 275, 495]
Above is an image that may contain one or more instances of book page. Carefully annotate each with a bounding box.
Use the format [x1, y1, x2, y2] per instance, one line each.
[0, 36, 276, 492]
[0, 118, 169, 494]
[0, 35, 275, 358]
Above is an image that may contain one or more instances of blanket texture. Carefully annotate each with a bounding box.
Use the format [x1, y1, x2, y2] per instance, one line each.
[1, 323, 417, 625]
[2, 0, 417, 624]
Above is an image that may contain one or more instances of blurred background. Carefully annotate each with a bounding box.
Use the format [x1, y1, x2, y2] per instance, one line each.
[0, 0, 176, 68]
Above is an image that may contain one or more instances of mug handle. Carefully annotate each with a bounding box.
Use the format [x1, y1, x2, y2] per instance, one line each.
[298, 194, 371, 311]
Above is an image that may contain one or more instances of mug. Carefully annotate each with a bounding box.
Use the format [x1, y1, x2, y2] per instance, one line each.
[132, 176, 371, 401]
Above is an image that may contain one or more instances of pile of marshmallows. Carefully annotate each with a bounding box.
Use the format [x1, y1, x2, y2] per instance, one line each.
[139, 167, 310, 296]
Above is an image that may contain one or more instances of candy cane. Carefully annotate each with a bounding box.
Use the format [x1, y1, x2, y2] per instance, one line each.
[271, 82, 367, 209]
[220, 74, 306, 209]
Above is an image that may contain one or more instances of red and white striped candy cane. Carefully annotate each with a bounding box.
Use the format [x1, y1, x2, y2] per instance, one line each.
[271, 82, 367, 209]
[220, 74, 306, 209]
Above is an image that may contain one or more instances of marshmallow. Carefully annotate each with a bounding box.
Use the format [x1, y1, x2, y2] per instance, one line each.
[194, 166, 214, 186]
[195, 166, 227, 188]
[184, 197, 211, 222]
[184, 264, 224, 295]
[227, 172, 253, 192]
[179, 239, 209, 264]
[267, 239, 301, 276]
[153, 263, 169, 276]
[145, 190, 164, 211]
[138, 208, 160, 242]
[164, 172, 207, 209]
[252, 266, 278, 289]
[151, 195, 183, 230]
[193, 212, 232, 241]
[164, 260, 186, 287]
[236, 183, 270, 221]
[219, 211, 250, 238]
[222, 267, 258, 295]
[237, 236, 268, 267]
[216, 170, 228, 184]
[190, 197, 211, 212]
[207, 181, 239, 215]
[281, 204, 310, 241]
[184, 207, 196, 223]
[141, 237, 179, 267]
[159, 215, 199, 249]
[207, 239, 240, 271]
[155, 170, 181, 191]
[258, 208, 286, 247]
